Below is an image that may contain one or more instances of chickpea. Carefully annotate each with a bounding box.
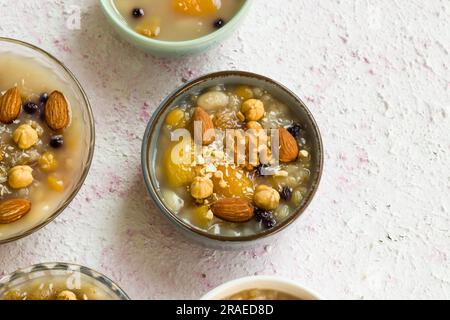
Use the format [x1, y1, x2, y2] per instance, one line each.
[254, 185, 280, 210]
[190, 176, 214, 199]
[8, 165, 33, 189]
[12, 124, 38, 150]
[197, 91, 229, 111]
[241, 99, 265, 121]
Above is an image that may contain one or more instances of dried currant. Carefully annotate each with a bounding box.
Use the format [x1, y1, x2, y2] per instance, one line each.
[280, 187, 293, 201]
[287, 123, 304, 139]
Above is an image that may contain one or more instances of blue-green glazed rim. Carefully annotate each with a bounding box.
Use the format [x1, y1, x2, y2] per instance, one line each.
[0, 262, 130, 300]
[100, 0, 253, 55]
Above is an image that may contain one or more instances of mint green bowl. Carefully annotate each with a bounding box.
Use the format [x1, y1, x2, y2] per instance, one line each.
[100, 0, 253, 56]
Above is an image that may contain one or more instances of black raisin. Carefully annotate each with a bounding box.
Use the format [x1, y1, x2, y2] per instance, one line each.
[280, 187, 293, 201]
[213, 18, 225, 29]
[50, 135, 64, 148]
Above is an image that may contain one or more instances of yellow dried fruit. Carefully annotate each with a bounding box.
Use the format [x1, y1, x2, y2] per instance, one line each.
[191, 205, 213, 229]
[172, 0, 218, 16]
[241, 99, 265, 121]
[254, 185, 280, 210]
[164, 142, 196, 187]
[165, 108, 186, 128]
[39, 152, 58, 172]
[235, 85, 254, 100]
[47, 176, 64, 192]
[213, 166, 253, 199]
[57, 290, 77, 300]
[246, 121, 263, 130]
[190, 176, 214, 199]
[135, 18, 161, 38]
[8, 165, 33, 189]
[12, 124, 38, 150]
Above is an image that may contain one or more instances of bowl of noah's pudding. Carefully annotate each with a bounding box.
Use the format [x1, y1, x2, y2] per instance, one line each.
[142, 71, 323, 248]
[101, 0, 253, 55]
[0, 263, 130, 300]
[0, 38, 95, 244]
[202, 276, 322, 300]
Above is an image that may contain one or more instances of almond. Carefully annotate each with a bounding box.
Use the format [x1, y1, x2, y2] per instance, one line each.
[0, 198, 31, 224]
[44, 91, 70, 131]
[192, 107, 215, 145]
[0, 87, 22, 124]
[279, 128, 299, 163]
[211, 198, 254, 223]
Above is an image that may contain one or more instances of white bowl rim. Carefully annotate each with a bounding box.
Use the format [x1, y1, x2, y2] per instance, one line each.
[201, 275, 323, 300]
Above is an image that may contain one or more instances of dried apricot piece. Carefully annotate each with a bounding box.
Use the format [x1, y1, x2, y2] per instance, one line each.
[235, 85, 254, 100]
[172, 0, 218, 16]
[48, 176, 64, 192]
[164, 142, 196, 187]
[213, 165, 253, 199]
[191, 205, 213, 229]
[165, 108, 187, 128]
[135, 18, 161, 38]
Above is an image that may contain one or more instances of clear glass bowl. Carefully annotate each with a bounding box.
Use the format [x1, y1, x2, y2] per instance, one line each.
[0, 38, 95, 244]
[0, 263, 129, 300]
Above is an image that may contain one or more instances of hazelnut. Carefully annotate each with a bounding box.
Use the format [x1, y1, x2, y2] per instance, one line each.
[241, 99, 265, 121]
[8, 165, 33, 189]
[254, 185, 280, 210]
[39, 151, 58, 172]
[12, 124, 38, 150]
[56, 290, 77, 300]
[190, 176, 214, 199]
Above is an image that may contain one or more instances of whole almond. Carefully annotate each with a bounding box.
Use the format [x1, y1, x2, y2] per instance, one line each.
[192, 107, 215, 145]
[44, 91, 70, 130]
[279, 128, 299, 163]
[0, 87, 22, 124]
[211, 198, 254, 223]
[0, 198, 31, 224]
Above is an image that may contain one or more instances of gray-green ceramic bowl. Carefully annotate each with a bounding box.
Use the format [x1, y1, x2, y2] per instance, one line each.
[0, 263, 130, 300]
[141, 71, 324, 249]
[100, 0, 253, 56]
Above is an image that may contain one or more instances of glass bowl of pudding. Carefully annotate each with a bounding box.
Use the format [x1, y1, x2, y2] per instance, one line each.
[0, 38, 95, 244]
[201, 276, 322, 300]
[142, 71, 323, 248]
[100, 0, 253, 56]
[0, 263, 129, 300]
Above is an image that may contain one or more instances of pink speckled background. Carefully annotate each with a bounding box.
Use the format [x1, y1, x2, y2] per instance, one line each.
[1, 0, 450, 299]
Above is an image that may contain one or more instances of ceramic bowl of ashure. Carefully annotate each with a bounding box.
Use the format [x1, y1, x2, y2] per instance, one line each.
[100, 0, 253, 56]
[142, 71, 323, 249]
[201, 276, 322, 300]
[0, 263, 130, 300]
[0, 38, 95, 244]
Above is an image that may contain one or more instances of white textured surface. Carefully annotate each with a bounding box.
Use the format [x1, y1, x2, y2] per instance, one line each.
[0, 0, 449, 300]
